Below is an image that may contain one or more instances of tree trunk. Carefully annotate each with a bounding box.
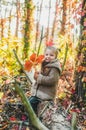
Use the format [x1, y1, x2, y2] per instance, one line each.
[0, 19, 4, 39]
[34, 0, 43, 50]
[8, 8, 12, 37]
[23, 0, 34, 59]
[0, 7, 7, 39]
[15, 0, 20, 37]
[45, 0, 51, 42]
[74, 0, 86, 103]
[60, 0, 67, 35]
[51, 0, 58, 41]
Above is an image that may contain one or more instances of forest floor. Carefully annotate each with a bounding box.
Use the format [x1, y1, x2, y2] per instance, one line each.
[0, 74, 86, 130]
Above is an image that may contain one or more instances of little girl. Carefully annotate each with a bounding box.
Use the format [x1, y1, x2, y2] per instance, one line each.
[29, 46, 61, 114]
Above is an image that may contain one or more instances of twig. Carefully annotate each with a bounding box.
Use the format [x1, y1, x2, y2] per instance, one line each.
[13, 49, 32, 84]
[39, 102, 50, 118]
[37, 26, 44, 56]
[64, 75, 72, 88]
[62, 43, 68, 72]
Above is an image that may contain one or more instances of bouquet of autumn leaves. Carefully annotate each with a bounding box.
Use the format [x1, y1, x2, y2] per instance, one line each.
[24, 53, 44, 83]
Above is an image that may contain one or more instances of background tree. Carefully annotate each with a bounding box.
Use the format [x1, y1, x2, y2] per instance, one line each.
[51, 0, 58, 41]
[15, 0, 21, 37]
[45, 0, 51, 42]
[74, 0, 86, 103]
[60, 0, 67, 35]
[23, 0, 34, 59]
[34, 0, 43, 50]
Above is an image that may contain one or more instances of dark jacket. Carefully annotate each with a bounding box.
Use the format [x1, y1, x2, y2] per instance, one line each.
[31, 59, 61, 100]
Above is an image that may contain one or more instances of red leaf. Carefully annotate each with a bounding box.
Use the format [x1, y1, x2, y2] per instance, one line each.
[21, 115, 27, 121]
[30, 53, 37, 62]
[70, 88, 75, 94]
[71, 24, 74, 29]
[10, 116, 16, 121]
[24, 60, 33, 71]
[36, 55, 44, 64]
[46, 40, 54, 46]
[81, 12, 85, 16]
[70, 108, 80, 113]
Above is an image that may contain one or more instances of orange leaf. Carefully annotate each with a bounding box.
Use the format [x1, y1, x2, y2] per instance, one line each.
[36, 55, 44, 64]
[77, 66, 83, 72]
[24, 60, 33, 71]
[30, 53, 37, 62]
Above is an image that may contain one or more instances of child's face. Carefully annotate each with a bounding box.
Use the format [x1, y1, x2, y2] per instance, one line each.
[44, 49, 56, 62]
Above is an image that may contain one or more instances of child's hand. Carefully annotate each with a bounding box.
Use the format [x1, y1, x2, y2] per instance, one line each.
[34, 71, 39, 80]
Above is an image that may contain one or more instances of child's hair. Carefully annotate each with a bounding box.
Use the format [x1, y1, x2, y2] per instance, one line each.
[44, 46, 58, 58]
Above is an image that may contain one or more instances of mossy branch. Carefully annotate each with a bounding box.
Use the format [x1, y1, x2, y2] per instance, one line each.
[71, 112, 77, 130]
[14, 81, 49, 130]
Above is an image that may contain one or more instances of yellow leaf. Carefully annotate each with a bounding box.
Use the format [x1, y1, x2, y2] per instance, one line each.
[26, 127, 30, 130]
[58, 92, 66, 99]
[0, 109, 2, 112]
[0, 92, 4, 99]
[9, 99, 15, 103]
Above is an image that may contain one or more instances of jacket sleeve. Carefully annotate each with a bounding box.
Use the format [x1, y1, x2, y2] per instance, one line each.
[37, 68, 60, 86]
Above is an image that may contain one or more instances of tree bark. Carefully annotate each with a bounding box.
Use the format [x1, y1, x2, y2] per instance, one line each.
[46, 0, 51, 42]
[34, 0, 43, 50]
[51, 0, 58, 40]
[74, 0, 86, 102]
[15, 0, 20, 37]
[23, 0, 34, 59]
[60, 0, 67, 35]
